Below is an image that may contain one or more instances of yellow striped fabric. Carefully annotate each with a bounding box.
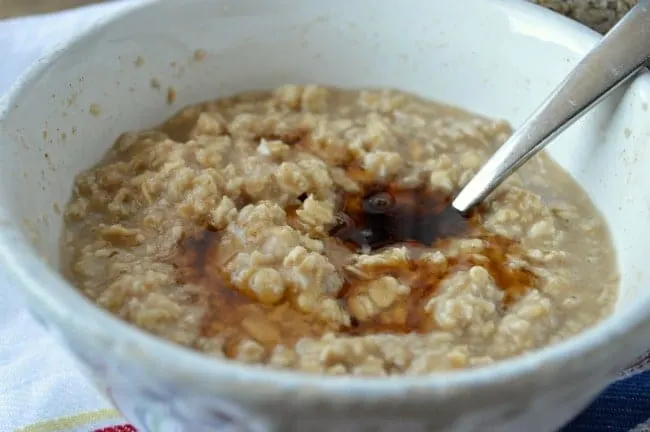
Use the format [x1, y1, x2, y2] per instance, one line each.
[16, 409, 121, 432]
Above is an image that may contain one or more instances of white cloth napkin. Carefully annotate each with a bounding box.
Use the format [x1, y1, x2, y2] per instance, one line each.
[2, 2, 650, 432]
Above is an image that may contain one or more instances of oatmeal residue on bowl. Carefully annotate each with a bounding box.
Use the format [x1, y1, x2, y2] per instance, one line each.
[61, 85, 618, 375]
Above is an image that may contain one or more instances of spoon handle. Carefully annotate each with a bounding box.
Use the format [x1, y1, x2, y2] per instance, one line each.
[452, 0, 650, 214]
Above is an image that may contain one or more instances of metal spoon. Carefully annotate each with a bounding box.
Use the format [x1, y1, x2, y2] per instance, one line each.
[452, 0, 650, 214]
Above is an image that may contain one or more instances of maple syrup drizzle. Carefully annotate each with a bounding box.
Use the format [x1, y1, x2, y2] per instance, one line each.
[328, 183, 538, 334]
[172, 180, 538, 355]
[330, 184, 472, 252]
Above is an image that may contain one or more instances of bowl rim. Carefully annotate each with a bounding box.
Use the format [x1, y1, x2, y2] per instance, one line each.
[1, 0, 650, 398]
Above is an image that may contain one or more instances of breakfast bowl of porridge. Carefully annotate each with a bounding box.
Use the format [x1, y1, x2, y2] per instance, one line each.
[2, 0, 650, 431]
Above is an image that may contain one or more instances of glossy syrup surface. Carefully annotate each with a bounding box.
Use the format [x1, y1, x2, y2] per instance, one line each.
[330, 183, 472, 252]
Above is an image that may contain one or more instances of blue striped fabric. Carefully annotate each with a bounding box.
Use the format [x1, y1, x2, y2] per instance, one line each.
[562, 372, 650, 431]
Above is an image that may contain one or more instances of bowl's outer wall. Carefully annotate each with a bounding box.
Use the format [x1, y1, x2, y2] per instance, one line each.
[2, 0, 650, 431]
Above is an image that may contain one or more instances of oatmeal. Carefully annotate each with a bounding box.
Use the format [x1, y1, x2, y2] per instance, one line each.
[61, 85, 618, 375]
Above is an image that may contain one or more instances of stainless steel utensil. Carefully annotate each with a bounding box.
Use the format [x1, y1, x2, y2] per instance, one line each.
[452, 0, 650, 213]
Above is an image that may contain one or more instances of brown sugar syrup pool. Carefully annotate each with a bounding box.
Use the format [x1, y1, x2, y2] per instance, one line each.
[173, 178, 537, 357]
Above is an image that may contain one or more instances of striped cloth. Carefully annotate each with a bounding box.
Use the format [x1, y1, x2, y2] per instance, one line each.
[10, 366, 650, 431]
[2, 2, 649, 431]
[95, 428, 137, 432]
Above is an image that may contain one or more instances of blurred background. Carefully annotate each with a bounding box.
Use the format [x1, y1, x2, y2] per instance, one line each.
[0, 0, 640, 34]
[0, 0, 103, 18]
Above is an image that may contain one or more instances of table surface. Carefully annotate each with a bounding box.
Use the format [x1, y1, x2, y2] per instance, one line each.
[0, 0, 102, 18]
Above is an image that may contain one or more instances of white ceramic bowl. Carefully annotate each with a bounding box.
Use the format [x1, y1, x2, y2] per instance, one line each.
[2, 0, 650, 430]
